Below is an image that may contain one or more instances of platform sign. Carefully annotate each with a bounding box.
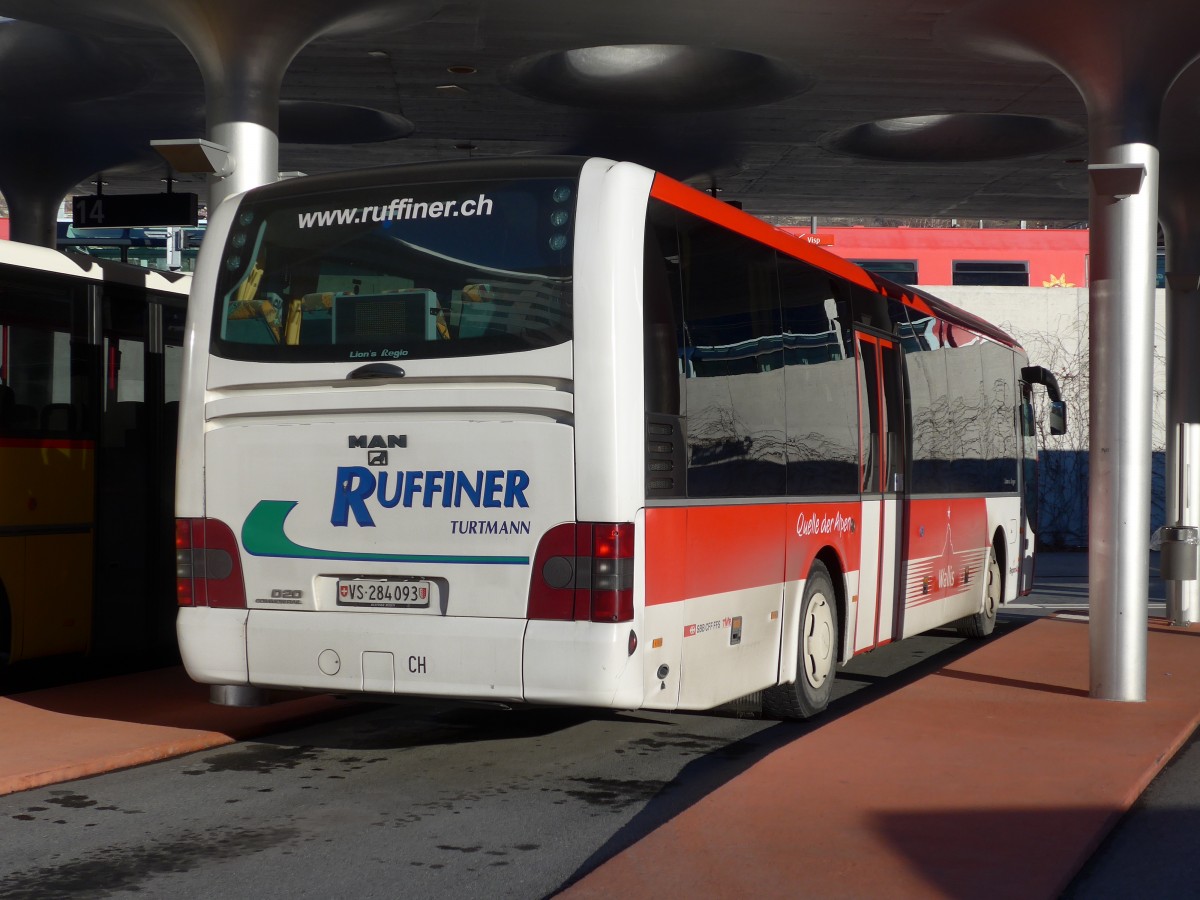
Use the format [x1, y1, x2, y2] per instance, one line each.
[800, 233, 836, 246]
[72, 193, 199, 228]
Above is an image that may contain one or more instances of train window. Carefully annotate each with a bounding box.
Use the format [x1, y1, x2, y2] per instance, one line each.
[853, 259, 919, 285]
[0, 274, 91, 437]
[952, 260, 1029, 286]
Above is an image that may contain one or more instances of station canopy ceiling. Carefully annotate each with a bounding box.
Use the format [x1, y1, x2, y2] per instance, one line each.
[0, 1, 1195, 225]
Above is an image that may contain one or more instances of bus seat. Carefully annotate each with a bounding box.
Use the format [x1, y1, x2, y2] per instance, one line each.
[224, 317, 278, 345]
[9, 403, 36, 431]
[457, 302, 499, 338]
[0, 386, 32, 431]
[41, 403, 76, 434]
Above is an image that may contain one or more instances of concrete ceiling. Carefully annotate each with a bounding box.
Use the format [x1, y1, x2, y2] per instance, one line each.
[1, 1, 1193, 224]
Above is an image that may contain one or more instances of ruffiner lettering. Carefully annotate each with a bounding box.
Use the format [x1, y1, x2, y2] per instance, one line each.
[330, 466, 530, 527]
[297, 193, 494, 229]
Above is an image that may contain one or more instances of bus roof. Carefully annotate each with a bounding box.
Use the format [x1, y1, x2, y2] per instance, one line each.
[873, 277, 1023, 350]
[650, 171, 1023, 351]
[0, 238, 192, 297]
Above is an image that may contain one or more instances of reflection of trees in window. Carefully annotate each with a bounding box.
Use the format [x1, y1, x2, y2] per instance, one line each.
[679, 213, 785, 498]
[946, 345, 987, 481]
[907, 337, 1020, 494]
[778, 255, 857, 496]
[906, 347, 957, 491]
[685, 370, 786, 497]
[785, 356, 859, 495]
[981, 341, 1019, 490]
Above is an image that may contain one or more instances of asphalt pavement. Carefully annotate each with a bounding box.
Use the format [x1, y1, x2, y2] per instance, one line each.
[1, 550, 1197, 899]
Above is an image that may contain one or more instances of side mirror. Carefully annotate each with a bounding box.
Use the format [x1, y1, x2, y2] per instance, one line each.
[1049, 400, 1067, 436]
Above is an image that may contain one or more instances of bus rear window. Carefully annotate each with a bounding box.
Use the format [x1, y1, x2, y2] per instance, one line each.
[211, 177, 576, 363]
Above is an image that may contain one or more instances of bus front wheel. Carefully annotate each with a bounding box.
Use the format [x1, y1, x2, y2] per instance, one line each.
[764, 561, 837, 720]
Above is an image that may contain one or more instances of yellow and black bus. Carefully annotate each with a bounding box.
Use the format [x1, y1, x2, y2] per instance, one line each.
[0, 238, 190, 668]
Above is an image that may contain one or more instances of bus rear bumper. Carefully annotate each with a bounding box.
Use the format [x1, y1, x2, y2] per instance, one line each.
[523, 619, 644, 709]
[177, 607, 250, 686]
[244, 609, 525, 702]
[180, 608, 646, 710]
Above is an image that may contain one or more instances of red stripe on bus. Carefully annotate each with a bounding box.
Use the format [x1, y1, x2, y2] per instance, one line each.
[0, 438, 95, 450]
[649, 175, 878, 289]
[646, 505, 786, 603]
[645, 507, 688, 606]
[647, 501, 862, 605]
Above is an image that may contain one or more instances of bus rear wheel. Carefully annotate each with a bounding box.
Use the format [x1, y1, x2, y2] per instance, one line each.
[763, 562, 837, 720]
[956, 544, 1001, 639]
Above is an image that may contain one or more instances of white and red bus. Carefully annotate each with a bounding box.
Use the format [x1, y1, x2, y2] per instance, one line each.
[175, 157, 1064, 716]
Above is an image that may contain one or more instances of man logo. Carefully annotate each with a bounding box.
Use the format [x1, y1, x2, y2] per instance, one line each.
[349, 435, 407, 449]
[368, 450, 388, 467]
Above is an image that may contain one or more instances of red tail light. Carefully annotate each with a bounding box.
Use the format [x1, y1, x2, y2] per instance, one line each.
[528, 522, 634, 623]
[176, 517, 247, 609]
[589, 523, 634, 623]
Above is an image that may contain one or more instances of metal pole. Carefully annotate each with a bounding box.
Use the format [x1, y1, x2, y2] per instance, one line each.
[941, 0, 1200, 702]
[207, 118, 279, 212]
[1087, 138, 1158, 702]
[1159, 164, 1200, 625]
[1162, 276, 1200, 624]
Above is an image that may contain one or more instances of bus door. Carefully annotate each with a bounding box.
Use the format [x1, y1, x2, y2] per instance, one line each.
[1017, 380, 1039, 594]
[93, 288, 184, 665]
[853, 332, 905, 651]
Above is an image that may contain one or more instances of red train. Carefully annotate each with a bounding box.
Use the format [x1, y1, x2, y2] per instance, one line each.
[779, 226, 1092, 288]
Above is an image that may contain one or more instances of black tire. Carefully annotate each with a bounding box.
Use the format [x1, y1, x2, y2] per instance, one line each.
[955, 544, 1001, 639]
[763, 561, 837, 720]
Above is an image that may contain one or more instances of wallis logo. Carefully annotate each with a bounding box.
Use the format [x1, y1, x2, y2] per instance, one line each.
[922, 509, 971, 599]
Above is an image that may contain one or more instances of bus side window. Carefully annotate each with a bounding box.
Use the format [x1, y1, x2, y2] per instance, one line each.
[643, 221, 682, 417]
[643, 205, 687, 500]
[777, 255, 858, 496]
[850, 284, 891, 330]
[678, 213, 785, 498]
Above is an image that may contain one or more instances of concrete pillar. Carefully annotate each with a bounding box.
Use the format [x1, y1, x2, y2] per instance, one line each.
[0, 181, 65, 248]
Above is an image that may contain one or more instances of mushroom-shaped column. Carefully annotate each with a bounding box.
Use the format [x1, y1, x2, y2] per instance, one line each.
[948, 0, 1200, 701]
[127, 0, 436, 210]
[0, 0, 437, 211]
[0, 20, 151, 246]
[1, 177, 72, 248]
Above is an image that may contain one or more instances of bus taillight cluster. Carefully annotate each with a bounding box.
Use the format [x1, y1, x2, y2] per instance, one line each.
[175, 518, 247, 608]
[528, 522, 634, 623]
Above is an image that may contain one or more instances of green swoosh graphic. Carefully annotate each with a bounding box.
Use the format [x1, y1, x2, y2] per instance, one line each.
[241, 500, 530, 566]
